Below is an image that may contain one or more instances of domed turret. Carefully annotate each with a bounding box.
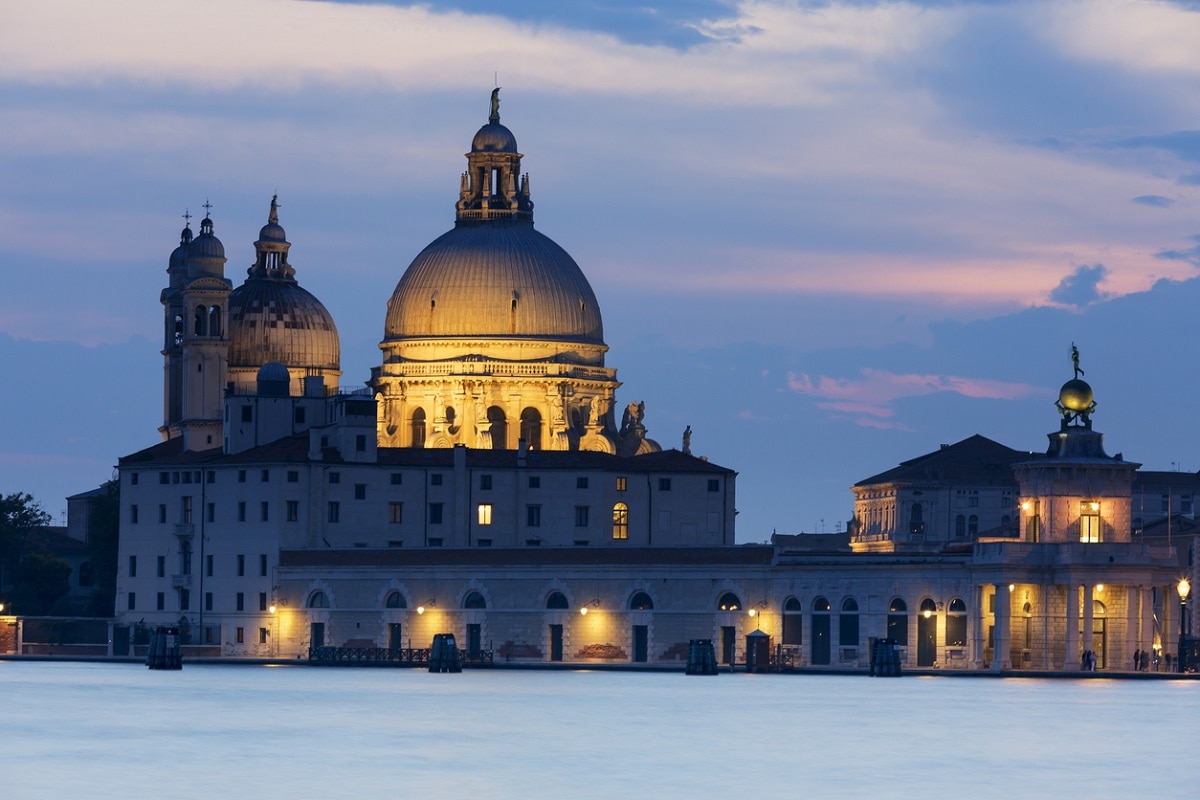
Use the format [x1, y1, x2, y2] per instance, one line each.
[187, 212, 226, 279]
[373, 92, 628, 455]
[227, 197, 340, 392]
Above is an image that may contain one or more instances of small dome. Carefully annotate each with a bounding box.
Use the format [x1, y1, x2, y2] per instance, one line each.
[1058, 378, 1094, 412]
[258, 222, 287, 244]
[169, 227, 192, 272]
[228, 280, 340, 372]
[472, 121, 518, 153]
[384, 221, 603, 343]
[257, 361, 290, 382]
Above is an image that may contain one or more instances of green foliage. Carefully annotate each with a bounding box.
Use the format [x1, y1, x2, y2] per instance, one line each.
[12, 550, 72, 616]
[0, 492, 52, 595]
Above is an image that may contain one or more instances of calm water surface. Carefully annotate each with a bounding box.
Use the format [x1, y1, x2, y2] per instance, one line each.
[1, 661, 1195, 799]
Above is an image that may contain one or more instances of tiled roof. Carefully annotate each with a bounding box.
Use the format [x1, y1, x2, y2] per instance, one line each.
[855, 434, 1031, 488]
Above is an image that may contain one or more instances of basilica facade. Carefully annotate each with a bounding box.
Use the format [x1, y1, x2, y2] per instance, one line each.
[112, 95, 1192, 672]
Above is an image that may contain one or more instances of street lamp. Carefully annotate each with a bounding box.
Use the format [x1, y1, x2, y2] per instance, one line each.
[1178, 578, 1191, 673]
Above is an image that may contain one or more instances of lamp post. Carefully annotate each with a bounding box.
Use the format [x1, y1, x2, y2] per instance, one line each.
[1178, 578, 1190, 673]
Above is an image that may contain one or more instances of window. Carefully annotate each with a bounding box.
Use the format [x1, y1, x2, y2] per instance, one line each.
[576, 477, 588, 490]
[575, 506, 589, 527]
[206, 503, 215, 523]
[630, 592, 653, 610]
[547, 592, 569, 609]
[783, 597, 802, 645]
[238, 469, 247, 483]
[969, 495, 979, 507]
[205, 592, 213, 612]
[260, 501, 269, 522]
[328, 502, 340, 523]
[179, 588, 190, 611]
[968, 515, 979, 537]
[128, 555, 137, 578]
[1080, 501, 1102, 543]
[840, 597, 860, 647]
[181, 496, 192, 524]
[528, 476, 540, 489]
[160, 471, 169, 484]
[909, 502, 925, 536]
[410, 408, 427, 448]
[259, 554, 268, 577]
[158, 504, 167, 524]
[156, 592, 165, 611]
[237, 554, 245, 577]
[354, 484, 366, 500]
[384, 591, 406, 609]
[1025, 499, 1041, 543]
[612, 502, 629, 539]
[130, 472, 139, 486]
[356, 434, 367, 452]
[658, 478, 672, 491]
[287, 470, 299, 483]
[887, 598, 909, 645]
[477, 504, 493, 525]
[1184, 495, 1194, 515]
[294, 406, 306, 425]
[329, 472, 341, 484]
[707, 479, 720, 492]
[390, 473, 403, 485]
[286, 500, 299, 522]
[206, 470, 215, 484]
[477, 539, 492, 547]
[259, 592, 268, 611]
[955, 515, 966, 537]
[718, 592, 742, 611]
[127, 592, 136, 610]
[430, 474, 443, 486]
[480, 474, 493, 490]
[526, 505, 541, 527]
[428, 537, 443, 547]
[259, 628, 269, 645]
[157, 556, 165, 578]
[236, 592, 245, 611]
[205, 554, 213, 577]
[616, 477, 627, 492]
[237, 502, 246, 522]
[241, 406, 253, 423]
[946, 598, 968, 646]
[464, 591, 487, 609]
[260, 469, 270, 483]
[236, 627, 244, 644]
[429, 503, 444, 524]
[389, 502, 403, 524]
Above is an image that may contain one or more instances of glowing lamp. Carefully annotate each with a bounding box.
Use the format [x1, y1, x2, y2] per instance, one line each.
[417, 606, 425, 615]
[923, 609, 932, 619]
[268, 605, 277, 614]
[1179, 578, 1191, 601]
[580, 606, 588, 616]
[1021, 501, 1032, 512]
[1008, 584, 1015, 592]
[1089, 502, 1100, 512]
[748, 609, 757, 618]
[1094, 585, 1103, 594]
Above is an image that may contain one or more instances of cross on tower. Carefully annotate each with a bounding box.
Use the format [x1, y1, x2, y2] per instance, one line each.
[202, 198, 213, 218]
[181, 209, 192, 226]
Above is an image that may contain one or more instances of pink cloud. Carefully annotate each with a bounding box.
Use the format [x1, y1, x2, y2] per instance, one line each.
[787, 368, 1043, 427]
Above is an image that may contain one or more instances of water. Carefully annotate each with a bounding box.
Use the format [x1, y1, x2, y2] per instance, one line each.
[2, 661, 1195, 799]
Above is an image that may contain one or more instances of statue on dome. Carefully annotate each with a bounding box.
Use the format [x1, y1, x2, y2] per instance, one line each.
[490, 87, 501, 120]
[1071, 342, 1084, 379]
[682, 425, 692, 456]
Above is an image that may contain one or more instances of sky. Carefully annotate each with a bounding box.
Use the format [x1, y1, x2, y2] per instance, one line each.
[3, 0, 1200, 540]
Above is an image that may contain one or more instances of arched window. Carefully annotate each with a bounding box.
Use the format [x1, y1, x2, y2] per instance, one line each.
[546, 591, 569, 609]
[612, 502, 629, 540]
[173, 315, 183, 346]
[909, 502, 925, 535]
[487, 406, 507, 450]
[629, 592, 653, 610]
[812, 597, 832, 664]
[946, 598, 967, 646]
[410, 408, 426, 448]
[520, 407, 542, 450]
[955, 515, 966, 538]
[307, 591, 329, 608]
[209, 306, 222, 337]
[887, 597, 908, 645]
[193, 306, 207, 337]
[463, 591, 487, 609]
[783, 597, 802, 645]
[813, 597, 831, 613]
[840, 597, 859, 647]
[717, 592, 741, 611]
[384, 591, 406, 609]
[920, 598, 937, 617]
[968, 515, 979, 536]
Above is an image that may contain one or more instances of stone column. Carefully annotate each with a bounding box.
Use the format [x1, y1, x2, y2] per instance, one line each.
[1140, 586, 1154, 666]
[1082, 582, 1095, 669]
[1064, 582, 1080, 671]
[992, 583, 1011, 671]
[971, 584, 985, 669]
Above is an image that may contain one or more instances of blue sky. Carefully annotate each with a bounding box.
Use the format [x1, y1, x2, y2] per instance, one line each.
[3, 0, 1200, 538]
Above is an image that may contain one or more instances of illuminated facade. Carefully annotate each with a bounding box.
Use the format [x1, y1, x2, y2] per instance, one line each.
[111, 95, 1192, 671]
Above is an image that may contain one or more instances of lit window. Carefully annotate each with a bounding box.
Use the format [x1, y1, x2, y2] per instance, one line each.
[1080, 501, 1102, 543]
[478, 503, 493, 525]
[612, 502, 629, 540]
[616, 477, 627, 492]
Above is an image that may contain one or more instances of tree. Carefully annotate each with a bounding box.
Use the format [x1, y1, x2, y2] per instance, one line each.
[11, 550, 72, 615]
[0, 493, 52, 595]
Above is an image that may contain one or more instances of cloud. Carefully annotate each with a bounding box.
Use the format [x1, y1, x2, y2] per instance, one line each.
[1155, 235, 1200, 268]
[1132, 194, 1175, 207]
[1117, 131, 1200, 162]
[786, 368, 1042, 427]
[1048, 264, 1110, 308]
[1178, 172, 1200, 185]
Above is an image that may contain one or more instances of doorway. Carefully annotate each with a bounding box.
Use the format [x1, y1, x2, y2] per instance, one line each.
[633, 625, 648, 663]
[467, 623, 482, 659]
[388, 622, 402, 653]
[310, 622, 325, 650]
[549, 624, 563, 662]
[721, 626, 736, 664]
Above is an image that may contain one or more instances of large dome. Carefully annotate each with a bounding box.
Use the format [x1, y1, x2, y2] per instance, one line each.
[383, 220, 603, 343]
[228, 276, 340, 370]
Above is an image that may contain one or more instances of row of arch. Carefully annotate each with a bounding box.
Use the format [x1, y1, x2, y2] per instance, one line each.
[408, 406, 543, 449]
[310, 589, 655, 611]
